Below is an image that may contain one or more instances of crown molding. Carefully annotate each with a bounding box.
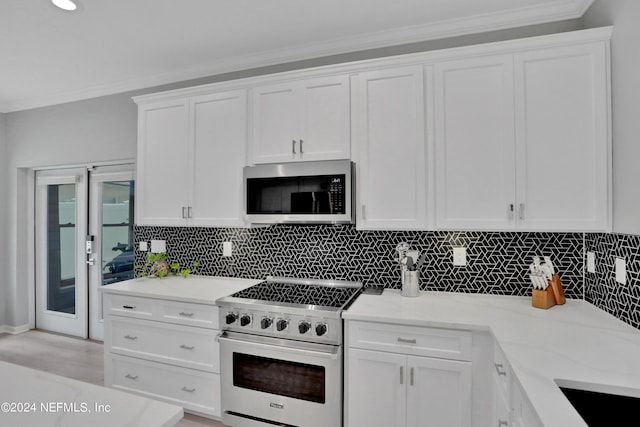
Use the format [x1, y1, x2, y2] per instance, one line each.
[2, 0, 594, 113]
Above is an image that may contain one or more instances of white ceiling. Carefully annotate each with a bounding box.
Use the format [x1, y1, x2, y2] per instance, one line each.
[0, 0, 593, 113]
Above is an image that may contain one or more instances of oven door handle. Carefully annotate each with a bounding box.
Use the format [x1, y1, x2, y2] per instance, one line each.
[219, 331, 340, 360]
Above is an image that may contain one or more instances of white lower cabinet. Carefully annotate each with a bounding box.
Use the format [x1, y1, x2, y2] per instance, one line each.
[492, 342, 543, 427]
[346, 321, 472, 427]
[104, 293, 222, 418]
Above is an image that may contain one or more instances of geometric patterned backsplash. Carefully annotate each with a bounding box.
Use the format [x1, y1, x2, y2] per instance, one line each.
[134, 225, 584, 298]
[584, 233, 640, 330]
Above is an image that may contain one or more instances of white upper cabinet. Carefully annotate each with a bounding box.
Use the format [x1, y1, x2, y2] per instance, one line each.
[514, 42, 610, 231]
[353, 66, 431, 230]
[136, 98, 190, 226]
[434, 35, 610, 231]
[189, 90, 247, 227]
[250, 75, 350, 164]
[435, 55, 516, 230]
[136, 90, 247, 227]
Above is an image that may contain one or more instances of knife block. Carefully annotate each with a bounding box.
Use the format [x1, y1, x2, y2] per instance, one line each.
[532, 274, 565, 309]
[532, 286, 556, 309]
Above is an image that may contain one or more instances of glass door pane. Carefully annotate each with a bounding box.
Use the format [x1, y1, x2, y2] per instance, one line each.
[101, 181, 135, 286]
[46, 183, 77, 314]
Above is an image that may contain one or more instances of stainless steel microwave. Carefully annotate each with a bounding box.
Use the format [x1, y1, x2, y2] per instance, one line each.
[243, 160, 355, 225]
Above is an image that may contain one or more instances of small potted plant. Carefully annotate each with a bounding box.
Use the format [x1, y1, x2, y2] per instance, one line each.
[136, 252, 200, 278]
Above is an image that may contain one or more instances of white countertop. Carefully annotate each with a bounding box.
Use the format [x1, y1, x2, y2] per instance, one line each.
[100, 275, 261, 304]
[0, 360, 183, 427]
[343, 290, 640, 427]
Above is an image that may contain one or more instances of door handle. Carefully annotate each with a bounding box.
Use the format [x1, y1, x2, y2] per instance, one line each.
[86, 258, 95, 266]
[410, 367, 414, 386]
[299, 139, 304, 154]
[518, 203, 525, 220]
[400, 366, 404, 385]
[292, 139, 297, 155]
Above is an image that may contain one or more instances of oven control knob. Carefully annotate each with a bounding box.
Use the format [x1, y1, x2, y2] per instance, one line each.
[315, 322, 328, 336]
[298, 320, 311, 334]
[276, 318, 289, 332]
[240, 314, 252, 327]
[225, 312, 238, 325]
[260, 317, 273, 329]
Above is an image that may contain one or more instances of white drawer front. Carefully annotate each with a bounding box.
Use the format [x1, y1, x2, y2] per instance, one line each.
[157, 300, 218, 329]
[108, 354, 221, 417]
[493, 341, 511, 399]
[348, 320, 472, 361]
[104, 294, 154, 319]
[109, 317, 219, 372]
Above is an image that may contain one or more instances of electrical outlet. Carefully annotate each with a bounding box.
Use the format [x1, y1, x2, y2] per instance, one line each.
[150, 239, 166, 253]
[615, 257, 626, 284]
[139, 241, 148, 252]
[453, 247, 467, 266]
[587, 251, 595, 273]
[223, 241, 233, 257]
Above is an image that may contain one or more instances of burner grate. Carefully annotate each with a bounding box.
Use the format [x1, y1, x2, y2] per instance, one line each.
[231, 281, 359, 308]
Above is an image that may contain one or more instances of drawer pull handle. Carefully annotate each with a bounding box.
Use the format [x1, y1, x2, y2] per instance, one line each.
[180, 344, 195, 350]
[125, 374, 138, 380]
[494, 363, 507, 376]
[181, 387, 196, 393]
[498, 420, 508, 427]
[179, 312, 194, 317]
[122, 305, 136, 310]
[397, 337, 417, 344]
[124, 335, 138, 341]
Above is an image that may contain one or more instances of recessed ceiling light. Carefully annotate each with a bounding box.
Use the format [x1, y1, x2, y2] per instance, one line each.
[52, 0, 77, 11]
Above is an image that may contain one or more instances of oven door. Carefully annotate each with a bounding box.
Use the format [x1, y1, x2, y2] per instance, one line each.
[219, 331, 342, 427]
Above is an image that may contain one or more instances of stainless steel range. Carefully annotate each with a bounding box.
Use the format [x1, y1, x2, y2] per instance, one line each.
[216, 277, 362, 427]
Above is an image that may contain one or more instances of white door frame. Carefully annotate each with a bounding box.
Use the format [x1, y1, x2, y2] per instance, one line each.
[88, 164, 135, 341]
[35, 168, 89, 338]
[28, 160, 134, 337]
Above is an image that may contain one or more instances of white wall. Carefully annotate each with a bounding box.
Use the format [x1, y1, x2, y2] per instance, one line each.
[0, 113, 6, 328]
[1, 19, 581, 329]
[583, 0, 640, 235]
[4, 94, 138, 327]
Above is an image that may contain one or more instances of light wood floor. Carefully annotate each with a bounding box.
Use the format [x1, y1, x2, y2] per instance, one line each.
[0, 330, 225, 427]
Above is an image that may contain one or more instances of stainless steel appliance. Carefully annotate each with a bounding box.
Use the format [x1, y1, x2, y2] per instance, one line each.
[217, 277, 362, 427]
[243, 160, 355, 225]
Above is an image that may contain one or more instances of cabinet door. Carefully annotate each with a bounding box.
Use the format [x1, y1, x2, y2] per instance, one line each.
[514, 42, 610, 231]
[251, 82, 299, 164]
[406, 355, 472, 427]
[136, 99, 189, 226]
[354, 66, 428, 230]
[347, 348, 406, 427]
[190, 90, 247, 227]
[298, 75, 350, 161]
[434, 55, 516, 230]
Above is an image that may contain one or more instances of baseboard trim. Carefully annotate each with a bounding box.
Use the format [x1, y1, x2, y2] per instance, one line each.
[0, 324, 31, 334]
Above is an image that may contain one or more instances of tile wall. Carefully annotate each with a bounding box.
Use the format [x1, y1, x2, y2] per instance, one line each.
[585, 233, 640, 330]
[134, 225, 584, 298]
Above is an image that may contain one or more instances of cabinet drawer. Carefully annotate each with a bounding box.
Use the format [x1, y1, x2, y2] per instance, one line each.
[104, 294, 154, 319]
[348, 321, 472, 361]
[493, 341, 512, 398]
[157, 300, 218, 329]
[108, 317, 219, 372]
[107, 354, 221, 417]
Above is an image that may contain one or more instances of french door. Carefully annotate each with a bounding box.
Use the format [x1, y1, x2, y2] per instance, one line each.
[35, 165, 135, 339]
